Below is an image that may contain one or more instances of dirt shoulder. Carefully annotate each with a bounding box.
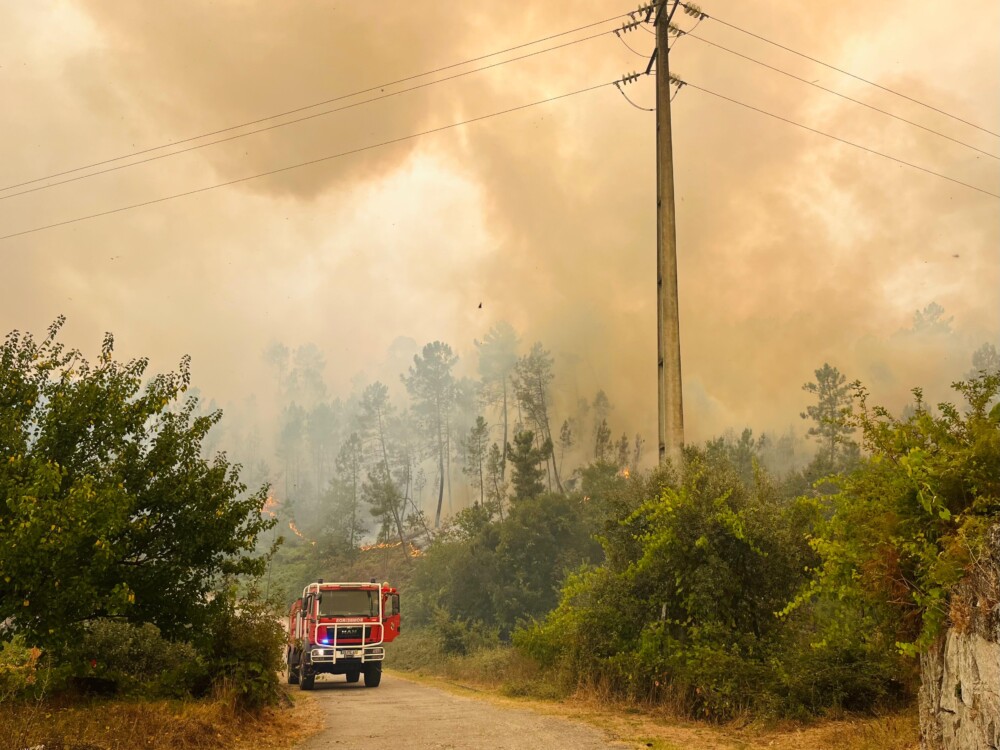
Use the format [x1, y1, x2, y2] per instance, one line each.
[387, 669, 919, 750]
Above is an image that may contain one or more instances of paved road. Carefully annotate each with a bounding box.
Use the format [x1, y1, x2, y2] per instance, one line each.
[296, 671, 625, 749]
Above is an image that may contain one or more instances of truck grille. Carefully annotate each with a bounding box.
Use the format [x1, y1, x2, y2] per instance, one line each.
[326, 626, 371, 641]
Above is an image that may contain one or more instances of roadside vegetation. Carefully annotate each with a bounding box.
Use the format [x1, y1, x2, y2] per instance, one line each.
[390, 369, 997, 722]
[3, 316, 996, 747]
[0, 320, 291, 748]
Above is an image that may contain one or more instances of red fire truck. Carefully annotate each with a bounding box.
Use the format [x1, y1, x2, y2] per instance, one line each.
[286, 579, 400, 689]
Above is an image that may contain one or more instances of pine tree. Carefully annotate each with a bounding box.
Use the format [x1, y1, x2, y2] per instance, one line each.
[508, 430, 548, 501]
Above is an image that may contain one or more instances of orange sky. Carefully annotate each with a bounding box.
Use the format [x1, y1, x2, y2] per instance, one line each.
[1, 0, 997, 451]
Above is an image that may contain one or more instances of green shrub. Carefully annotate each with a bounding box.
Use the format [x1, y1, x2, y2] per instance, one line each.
[199, 585, 285, 711]
[0, 636, 42, 701]
[68, 620, 205, 697]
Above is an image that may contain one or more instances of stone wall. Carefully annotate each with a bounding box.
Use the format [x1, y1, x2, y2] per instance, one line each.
[919, 526, 1000, 750]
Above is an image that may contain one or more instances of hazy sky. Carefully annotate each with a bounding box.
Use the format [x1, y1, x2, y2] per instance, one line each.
[1, 0, 997, 450]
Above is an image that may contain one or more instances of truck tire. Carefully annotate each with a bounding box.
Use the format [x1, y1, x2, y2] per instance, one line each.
[346, 670, 360, 683]
[363, 662, 381, 688]
[287, 665, 299, 685]
[299, 661, 315, 691]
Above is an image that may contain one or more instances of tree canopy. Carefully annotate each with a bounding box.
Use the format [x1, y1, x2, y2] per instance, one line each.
[0, 319, 274, 648]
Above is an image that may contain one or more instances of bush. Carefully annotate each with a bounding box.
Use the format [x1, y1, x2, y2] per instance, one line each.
[0, 636, 42, 701]
[68, 620, 205, 698]
[514, 447, 827, 719]
[199, 585, 285, 711]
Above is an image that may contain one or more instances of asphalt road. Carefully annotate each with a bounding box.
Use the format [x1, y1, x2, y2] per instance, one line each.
[296, 671, 625, 749]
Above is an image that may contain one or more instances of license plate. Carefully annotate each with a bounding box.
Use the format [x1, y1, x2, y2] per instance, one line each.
[340, 649, 360, 657]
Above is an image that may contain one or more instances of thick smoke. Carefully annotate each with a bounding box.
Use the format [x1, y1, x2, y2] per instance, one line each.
[0, 0, 996, 469]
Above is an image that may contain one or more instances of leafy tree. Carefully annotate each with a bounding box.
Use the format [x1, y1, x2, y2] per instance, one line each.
[484, 443, 508, 520]
[508, 430, 547, 501]
[403, 342, 458, 528]
[475, 322, 519, 476]
[0, 320, 274, 648]
[615, 433, 631, 470]
[492, 493, 603, 633]
[262, 342, 290, 390]
[909, 302, 952, 335]
[361, 463, 409, 560]
[592, 390, 612, 438]
[594, 418, 613, 463]
[800, 363, 858, 473]
[286, 344, 327, 407]
[463, 416, 489, 506]
[276, 403, 306, 503]
[796, 374, 1000, 652]
[632, 433, 645, 469]
[359, 382, 393, 468]
[517, 447, 819, 718]
[513, 343, 563, 492]
[967, 342, 1000, 378]
[334, 432, 365, 548]
[558, 419, 574, 476]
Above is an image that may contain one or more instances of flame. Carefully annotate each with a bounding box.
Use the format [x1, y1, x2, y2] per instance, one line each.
[618, 467, 631, 479]
[262, 494, 279, 519]
[288, 520, 316, 546]
[359, 540, 423, 557]
[263, 494, 315, 545]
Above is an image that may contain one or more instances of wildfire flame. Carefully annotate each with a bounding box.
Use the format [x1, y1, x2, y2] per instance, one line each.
[287, 520, 316, 546]
[262, 494, 279, 519]
[262, 494, 315, 546]
[359, 540, 423, 557]
[618, 467, 631, 479]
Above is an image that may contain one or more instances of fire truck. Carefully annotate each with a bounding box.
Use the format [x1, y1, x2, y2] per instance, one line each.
[286, 579, 400, 689]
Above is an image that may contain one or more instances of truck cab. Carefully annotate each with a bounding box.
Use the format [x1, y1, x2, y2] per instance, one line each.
[286, 579, 400, 689]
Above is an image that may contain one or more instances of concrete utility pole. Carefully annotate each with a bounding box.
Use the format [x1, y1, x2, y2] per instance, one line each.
[654, 0, 685, 465]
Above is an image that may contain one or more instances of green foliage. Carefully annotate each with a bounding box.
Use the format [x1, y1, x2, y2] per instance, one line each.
[0, 636, 42, 701]
[795, 373, 1000, 652]
[515, 447, 847, 719]
[406, 491, 602, 640]
[507, 430, 548, 501]
[67, 620, 205, 698]
[0, 320, 275, 649]
[198, 584, 285, 711]
[800, 363, 859, 474]
[403, 342, 459, 528]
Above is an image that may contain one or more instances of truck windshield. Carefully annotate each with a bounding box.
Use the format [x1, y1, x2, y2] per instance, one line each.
[318, 590, 380, 618]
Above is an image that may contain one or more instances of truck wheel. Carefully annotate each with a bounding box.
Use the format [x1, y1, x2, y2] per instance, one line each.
[299, 662, 315, 691]
[346, 670, 360, 684]
[363, 663, 381, 688]
[287, 664, 299, 685]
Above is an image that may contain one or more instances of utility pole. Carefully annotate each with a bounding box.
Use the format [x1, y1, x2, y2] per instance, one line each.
[652, 0, 685, 465]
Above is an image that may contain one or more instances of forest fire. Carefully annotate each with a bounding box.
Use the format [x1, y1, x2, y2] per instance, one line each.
[262, 494, 315, 545]
[360, 540, 423, 557]
[262, 494, 279, 519]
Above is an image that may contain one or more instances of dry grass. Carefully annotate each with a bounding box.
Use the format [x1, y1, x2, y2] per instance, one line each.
[0, 688, 321, 750]
[389, 665, 919, 750]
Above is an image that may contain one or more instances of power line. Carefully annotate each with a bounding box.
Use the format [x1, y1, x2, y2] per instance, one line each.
[683, 2, 1000, 139]
[681, 78, 1000, 199]
[0, 82, 613, 243]
[684, 32, 999, 161]
[0, 28, 620, 203]
[0, 9, 635, 195]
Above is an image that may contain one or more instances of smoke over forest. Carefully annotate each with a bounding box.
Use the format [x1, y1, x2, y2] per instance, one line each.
[0, 0, 997, 530]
